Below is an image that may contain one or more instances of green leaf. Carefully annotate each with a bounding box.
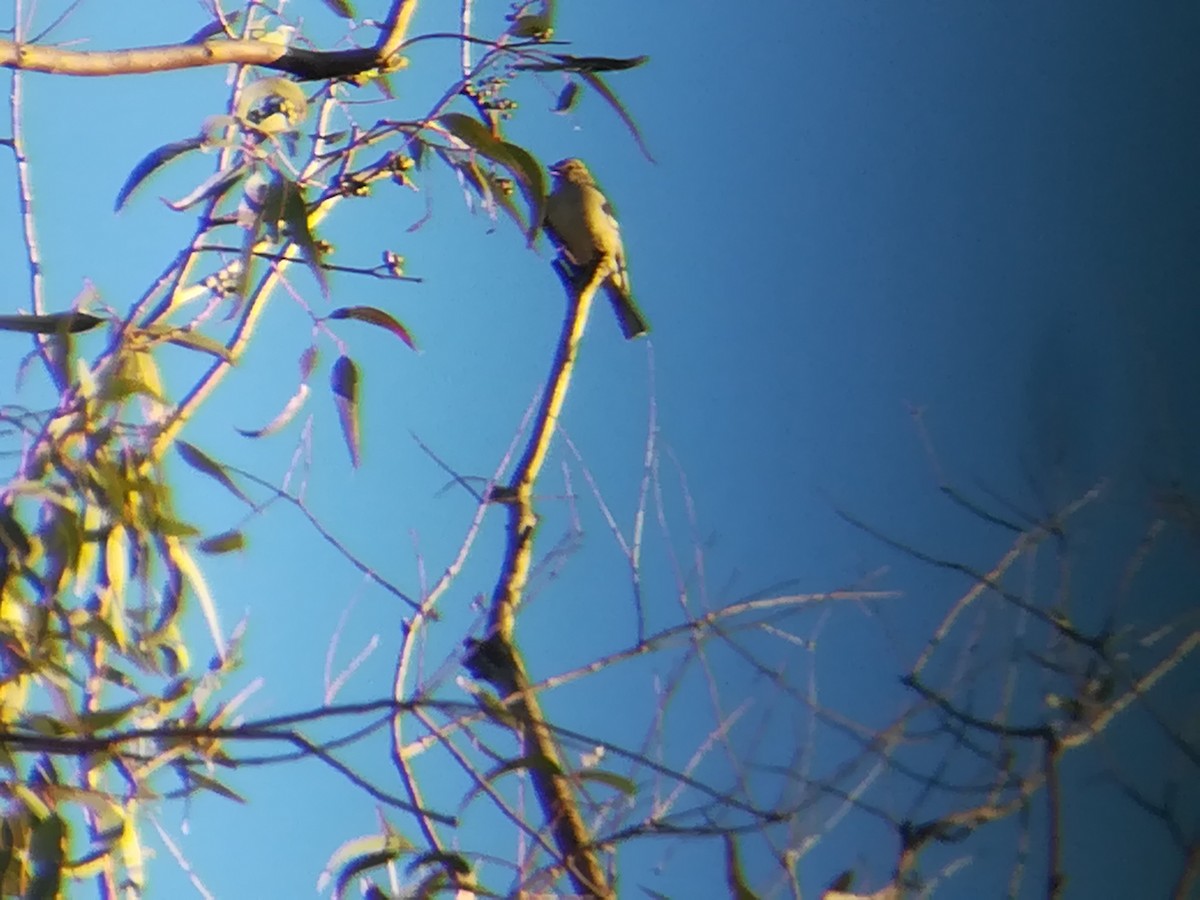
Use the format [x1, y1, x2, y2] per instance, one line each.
[510, 14, 552, 39]
[498, 141, 548, 242]
[188, 771, 247, 804]
[0, 312, 105, 335]
[329, 306, 417, 349]
[438, 111, 494, 147]
[578, 71, 655, 162]
[331, 356, 360, 467]
[436, 113, 547, 241]
[554, 82, 580, 113]
[198, 530, 246, 554]
[319, 0, 355, 18]
[406, 851, 471, 877]
[723, 835, 759, 900]
[77, 700, 145, 732]
[333, 853, 397, 900]
[518, 53, 649, 73]
[139, 324, 234, 362]
[114, 137, 205, 211]
[299, 345, 318, 379]
[237, 383, 311, 439]
[176, 442, 252, 505]
[163, 163, 247, 212]
[27, 814, 66, 900]
[318, 834, 414, 897]
[573, 768, 637, 797]
[280, 179, 329, 296]
[461, 756, 562, 811]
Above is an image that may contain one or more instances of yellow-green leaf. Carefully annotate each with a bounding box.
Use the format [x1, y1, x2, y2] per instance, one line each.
[331, 356, 360, 467]
[0, 312, 105, 335]
[198, 530, 246, 555]
[319, 0, 355, 18]
[578, 71, 655, 162]
[114, 137, 205, 211]
[329, 306, 417, 349]
[176, 442, 251, 505]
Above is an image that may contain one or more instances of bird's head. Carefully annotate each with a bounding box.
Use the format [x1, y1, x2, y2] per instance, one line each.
[549, 157, 594, 185]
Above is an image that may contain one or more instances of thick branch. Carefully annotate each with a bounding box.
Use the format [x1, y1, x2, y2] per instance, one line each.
[0, 39, 387, 80]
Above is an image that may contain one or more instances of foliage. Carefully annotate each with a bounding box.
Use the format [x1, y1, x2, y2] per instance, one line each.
[0, 2, 1196, 899]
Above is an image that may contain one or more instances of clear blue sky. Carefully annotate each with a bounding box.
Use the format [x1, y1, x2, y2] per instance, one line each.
[2, 0, 1196, 897]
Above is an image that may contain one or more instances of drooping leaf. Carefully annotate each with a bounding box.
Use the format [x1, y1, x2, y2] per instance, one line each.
[436, 113, 547, 241]
[319, 0, 356, 18]
[198, 530, 246, 555]
[299, 345, 319, 379]
[572, 768, 637, 797]
[176, 442, 251, 505]
[277, 178, 329, 296]
[114, 137, 205, 210]
[238, 383, 311, 439]
[497, 140, 548, 241]
[163, 329, 236, 362]
[460, 756, 563, 811]
[188, 771, 248, 804]
[518, 53, 649, 73]
[138, 324, 234, 362]
[27, 814, 66, 900]
[165, 536, 225, 660]
[723, 835, 759, 900]
[578, 71, 655, 162]
[329, 306, 417, 350]
[554, 81, 580, 113]
[0, 312, 105, 334]
[438, 110, 501, 152]
[406, 851, 471, 877]
[163, 163, 247, 212]
[317, 833, 414, 896]
[331, 356, 361, 467]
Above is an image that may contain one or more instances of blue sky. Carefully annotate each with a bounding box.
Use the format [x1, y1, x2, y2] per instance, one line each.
[2, 0, 1197, 897]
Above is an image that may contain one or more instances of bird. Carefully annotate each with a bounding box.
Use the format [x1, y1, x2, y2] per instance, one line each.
[543, 157, 649, 340]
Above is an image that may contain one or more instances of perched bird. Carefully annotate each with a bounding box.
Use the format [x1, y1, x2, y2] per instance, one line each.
[543, 157, 649, 340]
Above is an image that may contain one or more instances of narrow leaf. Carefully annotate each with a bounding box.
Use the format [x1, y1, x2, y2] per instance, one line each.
[331, 356, 361, 467]
[167, 536, 226, 660]
[723, 835, 759, 900]
[573, 768, 637, 797]
[115, 137, 205, 210]
[438, 111, 498, 150]
[554, 81, 580, 113]
[329, 306, 417, 349]
[28, 814, 67, 900]
[299, 345, 319, 379]
[163, 164, 247, 212]
[317, 833, 413, 895]
[188, 771, 248, 804]
[436, 113, 547, 240]
[167, 330, 234, 362]
[497, 140, 547, 241]
[319, 0, 356, 18]
[280, 179, 329, 296]
[518, 54, 649, 73]
[238, 383, 311, 439]
[579, 71, 655, 162]
[198, 530, 246, 555]
[176, 442, 251, 505]
[0, 312, 104, 334]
